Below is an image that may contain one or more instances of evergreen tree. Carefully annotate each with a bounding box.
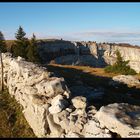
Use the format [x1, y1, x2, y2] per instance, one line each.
[26, 34, 40, 63]
[115, 50, 129, 67]
[15, 26, 26, 40]
[0, 31, 7, 53]
[104, 50, 136, 75]
[115, 50, 123, 64]
[12, 26, 29, 58]
[0, 31, 7, 92]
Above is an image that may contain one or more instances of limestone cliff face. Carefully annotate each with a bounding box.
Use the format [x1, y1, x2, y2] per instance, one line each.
[37, 40, 140, 73]
[37, 40, 76, 63]
[101, 44, 140, 73]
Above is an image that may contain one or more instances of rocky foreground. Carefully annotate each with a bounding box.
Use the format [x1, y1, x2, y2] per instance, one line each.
[0, 53, 140, 138]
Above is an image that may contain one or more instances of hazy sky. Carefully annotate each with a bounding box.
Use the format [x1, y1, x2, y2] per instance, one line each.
[1, 2, 140, 45]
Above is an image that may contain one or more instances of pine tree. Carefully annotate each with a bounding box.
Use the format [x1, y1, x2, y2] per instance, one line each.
[115, 50, 123, 65]
[115, 50, 129, 67]
[105, 50, 136, 75]
[15, 26, 26, 40]
[0, 31, 7, 92]
[26, 34, 40, 63]
[12, 26, 29, 58]
[0, 31, 7, 53]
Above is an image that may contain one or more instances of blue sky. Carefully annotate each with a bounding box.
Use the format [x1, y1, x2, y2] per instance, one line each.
[1, 2, 140, 45]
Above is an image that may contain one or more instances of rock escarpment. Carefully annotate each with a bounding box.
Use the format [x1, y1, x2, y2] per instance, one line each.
[1, 53, 140, 138]
[38, 40, 140, 73]
[95, 103, 140, 137]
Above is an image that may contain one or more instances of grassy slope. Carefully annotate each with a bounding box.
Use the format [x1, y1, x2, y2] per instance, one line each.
[0, 89, 36, 138]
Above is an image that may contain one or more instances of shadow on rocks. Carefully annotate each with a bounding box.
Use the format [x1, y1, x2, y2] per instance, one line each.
[45, 64, 140, 110]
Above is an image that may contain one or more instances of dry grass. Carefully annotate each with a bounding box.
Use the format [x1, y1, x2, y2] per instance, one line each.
[0, 89, 36, 138]
[48, 64, 117, 78]
[5, 40, 14, 50]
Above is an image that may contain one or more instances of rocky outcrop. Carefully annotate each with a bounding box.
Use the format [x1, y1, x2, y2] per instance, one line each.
[95, 103, 140, 137]
[38, 40, 140, 73]
[37, 40, 76, 63]
[1, 53, 140, 138]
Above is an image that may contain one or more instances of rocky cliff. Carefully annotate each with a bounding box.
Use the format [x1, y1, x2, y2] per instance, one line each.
[1, 53, 140, 138]
[38, 40, 140, 73]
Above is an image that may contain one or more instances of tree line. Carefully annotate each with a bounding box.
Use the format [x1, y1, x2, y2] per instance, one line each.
[0, 26, 41, 63]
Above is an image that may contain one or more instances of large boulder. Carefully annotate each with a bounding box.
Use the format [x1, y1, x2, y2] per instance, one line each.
[35, 77, 70, 98]
[95, 103, 140, 137]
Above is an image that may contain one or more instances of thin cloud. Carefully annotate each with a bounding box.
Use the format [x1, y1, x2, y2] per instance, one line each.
[3, 30, 140, 46]
[71, 31, 140, 45]
[75, 31, 140, 38]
